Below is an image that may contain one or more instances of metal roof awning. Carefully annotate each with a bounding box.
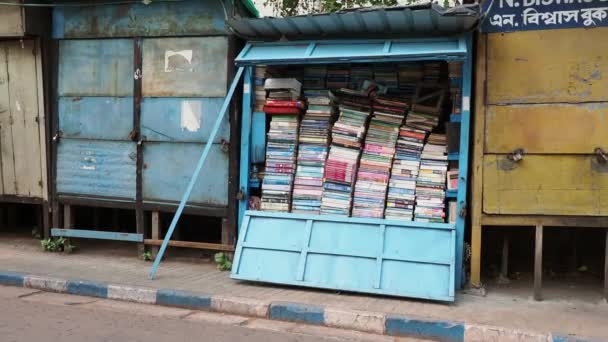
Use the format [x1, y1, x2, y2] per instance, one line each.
[228, 3, 479, 41]
[235, 36, 468, 66]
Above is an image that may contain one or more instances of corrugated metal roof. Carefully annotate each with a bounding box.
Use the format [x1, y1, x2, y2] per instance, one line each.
[228, 3, 479, 41]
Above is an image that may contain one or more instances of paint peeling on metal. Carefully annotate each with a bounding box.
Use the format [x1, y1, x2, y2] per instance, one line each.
[52, 1, 231, 39]
[164, 50, 193, 72]
[180, 100, 202, 132]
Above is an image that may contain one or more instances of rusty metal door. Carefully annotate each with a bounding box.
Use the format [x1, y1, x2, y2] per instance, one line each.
[56, 39, 137, 200]
[140, 37, 230, 206]
[0, 40, 47, 200]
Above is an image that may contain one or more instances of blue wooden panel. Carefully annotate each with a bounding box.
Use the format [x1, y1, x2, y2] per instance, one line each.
[143, 142, 228, 206]
[58, 39, 133, 97]
[53, 0, 228, 39]
[57, 139, 137, 199]
[236, 37, 467, 66]
[59, 97, 133, 140]
[232, 211, 455, 301]
[141, 37, 228, 97]
[51, 228, 143, 242]
[251, 112, 266, 164]
[141, 98, 229, 143]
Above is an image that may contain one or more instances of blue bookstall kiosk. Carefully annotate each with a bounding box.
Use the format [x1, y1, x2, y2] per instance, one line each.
[228, 7, 476, 302]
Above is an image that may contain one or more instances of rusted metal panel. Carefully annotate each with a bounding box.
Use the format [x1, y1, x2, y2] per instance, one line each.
[58, 39, 133, 97]
[485, 103, 608, 154]
[59, 97, 134, 140]
[483, 154, 608, 215]
[57, 139, 137, 200]
[143, 142, 228, 206]
[140, 97, 229, 143]
[487, 28, 608, 104]
[0, 40, 46, 199]
[0, 2, 23, 36]
[142, 37, 228, 97]
[52, 1, 229, 39]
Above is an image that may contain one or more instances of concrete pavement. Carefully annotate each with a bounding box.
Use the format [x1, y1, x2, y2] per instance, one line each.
[0, 235, 605, 341]
[0, 285, 410, 342]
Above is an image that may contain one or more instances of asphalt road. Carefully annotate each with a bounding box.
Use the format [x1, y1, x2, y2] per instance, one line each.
[0, 285, 417, 342]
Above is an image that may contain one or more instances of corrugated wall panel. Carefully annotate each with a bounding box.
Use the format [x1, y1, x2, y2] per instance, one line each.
[59, 97, 134, 140]
[52, 1, 229, 39]
[143, 142, 228, 206]
[57, 139, 137, 199]
[141, 97, 229, 143]
[141, 37, 228, 97]
[58, 39, 133, 97]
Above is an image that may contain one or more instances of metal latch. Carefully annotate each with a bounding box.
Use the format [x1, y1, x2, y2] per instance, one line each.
[595, 147, 607, 164]
[220, 139, 230, 153]
[507, 148, 525, 162]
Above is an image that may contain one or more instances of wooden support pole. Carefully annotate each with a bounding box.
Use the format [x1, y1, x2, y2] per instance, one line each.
[604, 229, 608, 302]
[42, 202, 51, 239]
[151, 211, 160, 259]
[112, 209, 120, 232]
[36, 206, 43, 239]
[7, 205, 17, 229]
[534, 224, 543, 301]
[63, 204, 73, 249]
[93, 207, 101, 230]
[500, 232, 509, 282]
[0, 206, 5, 230]
[470, 33, 487, 288]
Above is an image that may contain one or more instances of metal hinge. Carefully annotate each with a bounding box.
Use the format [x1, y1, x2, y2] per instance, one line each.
[236, 188, 245, 200]
[459, 202, 467, 218]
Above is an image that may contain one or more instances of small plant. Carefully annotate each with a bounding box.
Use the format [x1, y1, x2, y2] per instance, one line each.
[142, 251, 152, 261]
[31, 227, 41, 240]
[214, 252, 232, 271]
[41, 237, 75, 253]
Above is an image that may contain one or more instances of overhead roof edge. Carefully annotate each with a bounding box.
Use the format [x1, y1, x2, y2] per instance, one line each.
[228, 2, 479, 41]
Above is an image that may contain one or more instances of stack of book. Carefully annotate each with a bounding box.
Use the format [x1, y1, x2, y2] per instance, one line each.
[292, 90, 334, 214]
[321, 103, 371, 216]
[260, 116, 300, 212]
[414, 133, 448, 223]
[303, 66, 327, 90]
[254, 66, 267, 112]
[384, 126, 426, 221]
[423, 62, 443, 84]
[405, 111, 440, 133]
[373, 65, 398, 91]
[352, 111, 402, 218]
[263, 78, 305, 115]
[350, 65, 373, 90]
[448, 62, 463, 116]
[398, 63, 423, 101]
[326, 65, 350, 89]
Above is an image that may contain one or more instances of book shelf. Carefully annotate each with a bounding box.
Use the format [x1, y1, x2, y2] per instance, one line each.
[234, 35, 473, 302]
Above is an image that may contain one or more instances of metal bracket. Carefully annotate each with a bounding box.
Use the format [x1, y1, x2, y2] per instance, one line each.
[459, 202, 467, 218]
[507, 148, 525, 162]
[595, 147, 607, 164]
[220, 139, 230, 153]
[236, 188, 245, 200]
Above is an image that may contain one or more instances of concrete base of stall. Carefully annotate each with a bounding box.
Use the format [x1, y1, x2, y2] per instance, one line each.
[0, 234, 605, 341]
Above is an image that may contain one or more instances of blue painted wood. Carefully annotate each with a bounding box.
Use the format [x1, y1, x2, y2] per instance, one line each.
[53, 0, 230, 39]
[447, 152, 459, 161]
[250, 112, 267, 164]
[142, 142, 228, 206]
[238, 67, 253, 231]
[58, 39, 133, 97]
[141, 37, 229, 98]
[51, 228, 144, 242]
[148, 67, 244, 280]
[480, 0, 608, 33]
[141, 98, 229, 143]
[455, 33, 473, 289]
[236, 37, 467, 66]
[59, 97, 134, 140]
[446, 189, 458, 198]
[56, 139, 137, 199]
[231, 211, 455, 302]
